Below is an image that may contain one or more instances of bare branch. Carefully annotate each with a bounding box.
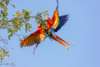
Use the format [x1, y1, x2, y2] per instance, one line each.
[0, 62, 15, 66]
[0, 36, 8, 44]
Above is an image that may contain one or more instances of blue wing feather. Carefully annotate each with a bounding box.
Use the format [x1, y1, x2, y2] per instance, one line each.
[54, 15, 68, 32]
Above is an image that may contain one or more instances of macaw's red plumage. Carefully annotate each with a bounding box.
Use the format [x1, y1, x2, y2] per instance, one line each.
[44, 0, 60, 31]
[44, 0, 73, 49]
[45, 0, 68, 32]
[20, 22, 72, 53]
[45, 7, 59, 31]
[20, 23, 46, 48]
[20, 0, 73, 53]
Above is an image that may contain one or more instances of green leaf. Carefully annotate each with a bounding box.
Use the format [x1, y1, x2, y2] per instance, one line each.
[45, 10, 48, 13]
[47, 13, 49, 16]
[11, 4, 15, 8]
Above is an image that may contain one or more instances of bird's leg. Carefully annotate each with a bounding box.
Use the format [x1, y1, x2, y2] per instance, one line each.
[33, 43, 39, 54]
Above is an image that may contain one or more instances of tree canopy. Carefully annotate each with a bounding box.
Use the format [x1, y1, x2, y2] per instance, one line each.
[0, 0, 49, 65]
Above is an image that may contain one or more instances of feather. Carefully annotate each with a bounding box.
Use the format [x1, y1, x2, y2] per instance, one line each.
[50, 35, 70, 51]
[20, 30, 46, 48]
[54, 15, 68, 32]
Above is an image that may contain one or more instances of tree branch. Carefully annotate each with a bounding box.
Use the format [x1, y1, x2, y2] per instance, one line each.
[0, 62, 15, 66]
[0, 36, 8, 44]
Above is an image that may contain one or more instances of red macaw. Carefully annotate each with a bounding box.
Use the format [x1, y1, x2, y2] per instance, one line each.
[45, 0, 68, 32]
[20, 22, 71, 53]
[20, 23, 46, 53]
[44, 0, 73, 47]
[20, 0, 72, 53]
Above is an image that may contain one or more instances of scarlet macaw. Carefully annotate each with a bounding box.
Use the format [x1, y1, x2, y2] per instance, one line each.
[20, 0, 72, 53]
[20, 23, 46, 53]
[45, 0, 68, 32]
[20, 22, 71, 53]
[44, 0, 73, 46]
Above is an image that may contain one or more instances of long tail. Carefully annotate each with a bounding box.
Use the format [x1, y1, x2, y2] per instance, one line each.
[53, 33, 73, 46]
[50, 36, 70, 51]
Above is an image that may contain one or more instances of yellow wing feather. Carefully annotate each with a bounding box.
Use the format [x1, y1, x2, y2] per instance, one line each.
[52, 7, 59, 29]
[20, 32, 46, 48]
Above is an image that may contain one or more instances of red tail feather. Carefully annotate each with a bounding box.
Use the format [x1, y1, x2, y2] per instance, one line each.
[54, 34, 73, 46]
[51, 36, 70, 51]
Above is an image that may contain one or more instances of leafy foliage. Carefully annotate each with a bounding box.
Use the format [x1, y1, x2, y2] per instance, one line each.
[0, 47, 9, 61]
[7, 9, 33, 39]
[0, 0, 50, 63]
[35, 10, 49, 30]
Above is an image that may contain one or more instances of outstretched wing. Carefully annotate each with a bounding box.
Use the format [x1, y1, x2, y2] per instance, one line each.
[20, 30, 46, 48]
[51, 0, 68, 32]
[53, 15, 68, 32]
[51, 7, 59, 29]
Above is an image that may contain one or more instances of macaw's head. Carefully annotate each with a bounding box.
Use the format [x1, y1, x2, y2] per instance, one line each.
[44, 17, 52, 31]
[44, 17, 50, 22]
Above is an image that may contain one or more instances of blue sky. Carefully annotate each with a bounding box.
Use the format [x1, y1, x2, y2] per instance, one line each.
[0, 0, 100, 67]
